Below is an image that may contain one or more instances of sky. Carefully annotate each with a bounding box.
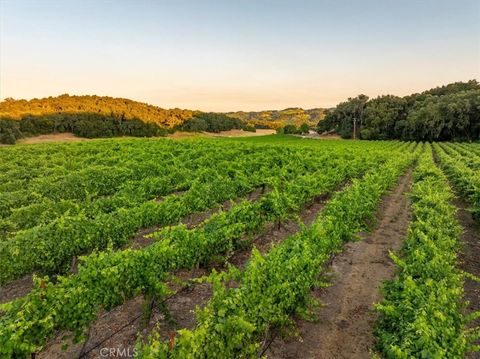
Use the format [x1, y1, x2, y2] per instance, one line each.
[0, 0, 479, 111]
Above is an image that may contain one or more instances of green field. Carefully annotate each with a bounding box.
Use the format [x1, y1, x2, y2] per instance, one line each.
[0, 136, 479, 358]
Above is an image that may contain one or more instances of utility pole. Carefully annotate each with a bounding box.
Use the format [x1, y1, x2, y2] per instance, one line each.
[353, 117, 356, 140]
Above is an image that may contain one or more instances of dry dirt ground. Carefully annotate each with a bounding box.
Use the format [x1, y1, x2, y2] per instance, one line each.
[168, 129, 276, 138]
[211, 129, 276, 137]
[266, 168, 413, 359]
[0, 274, 34, 304]
[17, 133, 88, 144]
[294, 133, 342, 140]
[5, 129, 275, 145]
[454, 198, 480, 359]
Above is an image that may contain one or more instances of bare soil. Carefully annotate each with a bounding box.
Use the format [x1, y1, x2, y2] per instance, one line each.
[17, 133, 87, 144]
[11, 129, 275, 145]
[167, 132, 210, 139]
[293, 133, 342, 140]
[167, 129, 276, 139]
[454, 198, 480, 359]
[0, 274, 34, 304]
[211, 129, 276, 137]
[266, 168, 413, 359]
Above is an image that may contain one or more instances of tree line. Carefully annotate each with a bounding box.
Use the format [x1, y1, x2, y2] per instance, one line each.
[0, 94, 195, 144]
[0, 94, 195, 127]
[0, 114, 169, 144]
[175, 112, 248, 133]
[317, 80, 480, 141]
[0, 96, 251, 144]
[0, 112, 253, 144]
[276, 123, 310, 135]
[2, 81, 478, 144]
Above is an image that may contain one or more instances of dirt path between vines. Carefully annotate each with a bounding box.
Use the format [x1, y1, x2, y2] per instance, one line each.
[267, 168, 413, 359]
[454, 198, 480, 359]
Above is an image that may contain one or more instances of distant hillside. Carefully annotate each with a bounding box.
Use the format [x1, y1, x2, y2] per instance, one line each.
[0, 94, 196, 128]
[0, 95, 323, 130]
[226, 108, 326, 129]
[1, 95, 297, 143]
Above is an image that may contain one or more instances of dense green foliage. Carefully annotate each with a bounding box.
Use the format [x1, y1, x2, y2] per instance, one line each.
[0, 95, 323, 143]
[0, 140, 412, 357]
[0, 146, 384, 357]
[0, 138, 407, 357]
[1, 137, 479, 358]
[0, 94, 197, 143]
[299, 122, 310, 134]
[283, 124, 299, 134]
[176, 112, 244, 133]
[276, 123, 310, 135]
[0, 140, 317, 284]
[3, 81, 477, 143]
[434, 143, 480, 220]
[318, 80, 480, 141]
[375, 144, 479, 357]
[136, 143, 417, 358]
[0, 114, 168, 143]
[0, 94, 194, 127]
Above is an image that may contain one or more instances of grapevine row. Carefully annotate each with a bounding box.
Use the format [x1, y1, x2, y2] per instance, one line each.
[440, 143, 480, 170]
[0, 142, 403, 284]
[0, 141, 255, 219]
[434, 143, 480, 220]
[375, 144, 479, 358]
[134, 144, 418, 358]
[1, 144, 289, 234]
[0, 144, 399, 357]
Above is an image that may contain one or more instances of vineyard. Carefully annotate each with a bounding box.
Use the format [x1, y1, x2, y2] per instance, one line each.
[0, 136, 479, 358]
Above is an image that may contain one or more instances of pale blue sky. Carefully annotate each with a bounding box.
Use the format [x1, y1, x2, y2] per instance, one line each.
[1, 0, 479, 111]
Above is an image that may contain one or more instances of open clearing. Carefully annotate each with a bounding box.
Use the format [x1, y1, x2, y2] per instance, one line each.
[16, 132, 88, 144]
[8, 129, 277, 145]
[168, 128, 276, 138]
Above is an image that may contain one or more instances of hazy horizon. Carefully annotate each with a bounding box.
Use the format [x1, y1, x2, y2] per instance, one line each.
[1, 0, 479, 112]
